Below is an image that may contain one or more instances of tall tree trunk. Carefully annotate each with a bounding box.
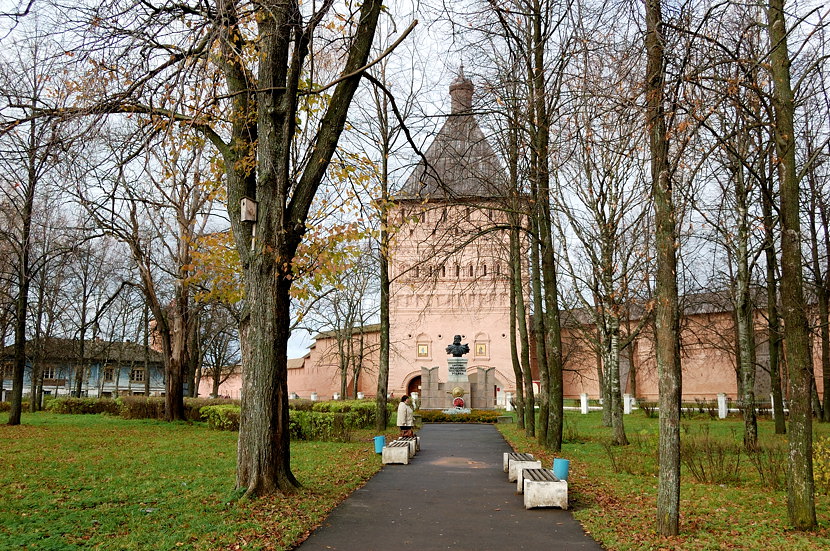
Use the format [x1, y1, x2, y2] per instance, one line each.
[237, 265, 299, 496]
[530, 0, 563, 451]
[511, 222, 535, 435]
[166, 299, 187, 421]
[375, 155, 390, 430]
[509, 225, 526, 429]
[807, 146, 830, 422]
[143, 304, 151, 396]
[645, 0, 682, 535]
[8, 107, 38, 426]
[761, 159, 786, 433]
[735, 162, 757, 449]
[530, 223, 549, 446]
[767, 0, 817, 529]
[606, 316, 628, 446]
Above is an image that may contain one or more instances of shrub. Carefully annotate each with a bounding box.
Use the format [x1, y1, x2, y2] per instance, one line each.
[292, 399, 395, 428]
[602, 432, 658, 476]
[680, 425, 742, 484]
[0, 400, 31, 412]
[44, 397, 120, 415]
[200, 405, 241, 431]
[747, 441, 787, 491]
[289, 410, 352, 441]
[813, 436, 830, 494]
[638, 401, 657, 418]
[289, 398, 315, 412]
[417, 409, 502, 423]
[185, 397, 237, 421]
[117, 396, 165, 419]
[694, 398, 718, 420]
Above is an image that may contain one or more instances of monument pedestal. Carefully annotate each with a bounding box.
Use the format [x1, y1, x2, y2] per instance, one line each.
[447, 357, 470, 409]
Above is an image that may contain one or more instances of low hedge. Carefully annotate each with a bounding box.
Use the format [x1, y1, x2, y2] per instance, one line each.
[417, 409, 503, 423]
[289, 410, 351, 441]
[0, 400, 30, 412]
[200, 404, 241, 431]
[202, 402, 391, 440]
[13, 396, 239, 420]
[45, 397, 121, 415]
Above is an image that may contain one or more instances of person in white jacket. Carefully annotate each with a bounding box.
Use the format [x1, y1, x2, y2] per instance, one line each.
[397, 395, 414, 437]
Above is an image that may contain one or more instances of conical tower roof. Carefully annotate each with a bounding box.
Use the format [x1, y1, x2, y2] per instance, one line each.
[400, 71, 506, 200]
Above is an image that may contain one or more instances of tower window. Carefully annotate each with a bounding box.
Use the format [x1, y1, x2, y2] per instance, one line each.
[469, 265, 474, 277]
[482, 264, 487, 276]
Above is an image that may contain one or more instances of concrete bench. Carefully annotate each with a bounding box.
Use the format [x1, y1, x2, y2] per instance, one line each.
[503, 452, 535, 473]
[522, 468, 568, 510]
[395, 436, 419, 458]
[382, 441, 411, 464]
[508, 457, 542, 482]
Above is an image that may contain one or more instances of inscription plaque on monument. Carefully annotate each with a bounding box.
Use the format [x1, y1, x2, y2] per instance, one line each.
[448, 359, 467, 377]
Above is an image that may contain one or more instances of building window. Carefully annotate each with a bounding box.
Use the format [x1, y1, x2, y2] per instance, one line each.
[482, 264, 487, 276]
[130, 369, 145, 383]
[455, 264, 460, 277]
[469, 265, 474, 277]
[42, 366, 56, 380]
[441, 265, 446, 278]
[417, 344, 429, 358]
[103, 367, 115, 383]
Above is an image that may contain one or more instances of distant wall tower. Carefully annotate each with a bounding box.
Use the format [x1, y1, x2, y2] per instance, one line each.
[387, 73, 523, 406]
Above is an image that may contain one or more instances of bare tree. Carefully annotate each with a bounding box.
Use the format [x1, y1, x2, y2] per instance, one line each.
[767, 0, 817, 529]
[554, 16, 651, 445]
[0, 33, 73, 425]
[644, 0, 682, 536]
[76, 127, 218, 420]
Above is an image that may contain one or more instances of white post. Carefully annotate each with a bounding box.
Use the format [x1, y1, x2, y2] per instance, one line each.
[624, 393, 632, 414]
[718, 393, 728, 419]
[580, 393, 589, 414]
[310, 392, 318, 401]
[357, 391, 364, 399]
[333, 392, 340, 400]
[770, 393, 775, 418]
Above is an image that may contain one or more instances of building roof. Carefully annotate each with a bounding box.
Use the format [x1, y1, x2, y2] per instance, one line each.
[399, 71, 507, 200]
[310, 323, 382, 343]
[560, 288, 775, 328]
[1, 337, 165, 364]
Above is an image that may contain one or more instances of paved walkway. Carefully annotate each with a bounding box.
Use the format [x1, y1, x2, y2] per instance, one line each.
[297, 424, 604, 550]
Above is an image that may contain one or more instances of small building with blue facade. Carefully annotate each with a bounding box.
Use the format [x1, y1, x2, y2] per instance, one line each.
[0, 337, 165, 400]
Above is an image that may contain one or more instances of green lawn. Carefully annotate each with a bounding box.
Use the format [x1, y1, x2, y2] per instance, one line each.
[7, 410, 830, 550]
[498, 411, 830, 551]
[0, 413, 390, 550]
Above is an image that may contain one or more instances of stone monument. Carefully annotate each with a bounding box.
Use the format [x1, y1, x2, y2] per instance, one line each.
[445, 335, 470, 408]
[418, 334, 496, 410]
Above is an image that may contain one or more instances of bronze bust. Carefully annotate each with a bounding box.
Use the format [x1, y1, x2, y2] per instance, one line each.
[446, 335, 469, 357]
